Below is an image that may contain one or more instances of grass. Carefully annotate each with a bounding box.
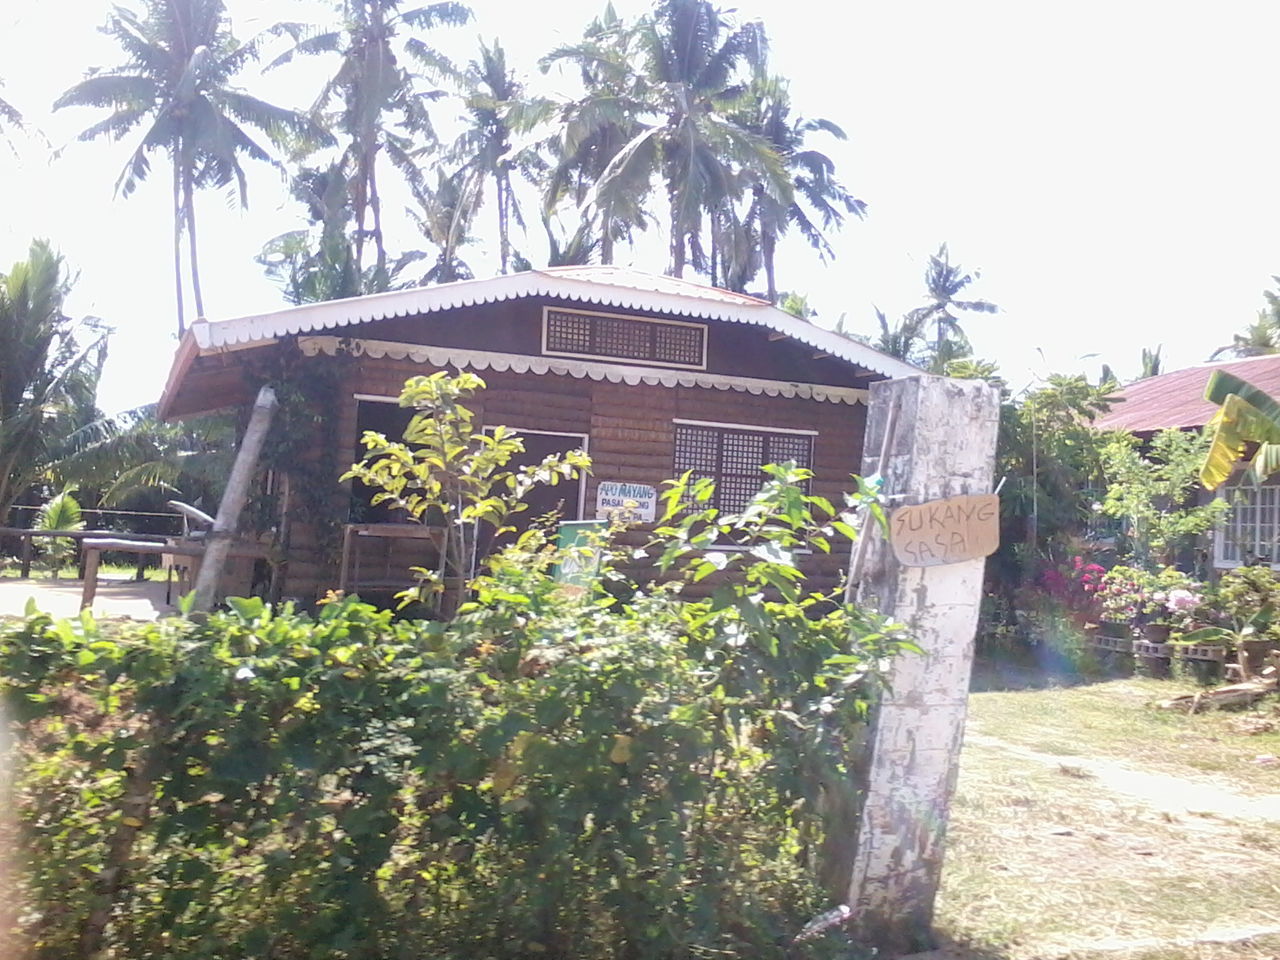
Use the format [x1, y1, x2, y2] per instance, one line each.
[934, 679, 1280, 960]
[0, 561, 169, 583]
[964, 677, 1280, 795]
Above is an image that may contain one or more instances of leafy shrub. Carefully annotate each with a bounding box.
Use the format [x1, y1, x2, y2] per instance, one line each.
[0, 484, 909, 959]
[1212, 565, 1280, 636]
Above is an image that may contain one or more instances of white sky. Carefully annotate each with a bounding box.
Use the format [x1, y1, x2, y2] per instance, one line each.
[0, 0, 1274, 414]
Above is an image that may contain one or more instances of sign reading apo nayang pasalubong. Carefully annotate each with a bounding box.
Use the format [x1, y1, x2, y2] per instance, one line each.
[888, 493, 1000, 567]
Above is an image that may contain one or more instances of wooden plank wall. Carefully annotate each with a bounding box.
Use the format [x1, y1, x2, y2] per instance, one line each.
[280, 356, 867, 601]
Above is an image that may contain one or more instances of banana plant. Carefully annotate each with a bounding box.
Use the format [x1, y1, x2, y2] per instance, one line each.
[34, 486, 85, 579]
[1200, 370, 1280, 489]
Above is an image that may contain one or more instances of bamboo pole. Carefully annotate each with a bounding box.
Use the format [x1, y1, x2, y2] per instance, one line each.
[191, 386, 278, 612]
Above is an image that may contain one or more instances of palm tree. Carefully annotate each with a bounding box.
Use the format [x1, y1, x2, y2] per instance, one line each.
[736, 76, 864, 302]
[0, 242, 109, 525]
[59, 404, 236, 508]
[540, 4, 651, 265]
[906, 244, 997, 370]
[870, 307, 927, 365]
[543, 212, 598, 267]
[1140, 345, 1163, 379]
[408, 168, 479, 284]
[588, 0, 790, 278]
[451, 39, 541, 274]
[56, 0, 322, 337]
[1213, 312, 1280, 359]
[259, 163, 422, 304]
[272, 1, 471, 284]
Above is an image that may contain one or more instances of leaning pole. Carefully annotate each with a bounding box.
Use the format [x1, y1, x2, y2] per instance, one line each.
[847, 374, 1001, 955]
[191, 386, 279, 612]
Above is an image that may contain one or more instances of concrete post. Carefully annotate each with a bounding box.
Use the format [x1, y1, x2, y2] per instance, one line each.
[847, 375, 1001, 955]
[191, 386, 278, 612]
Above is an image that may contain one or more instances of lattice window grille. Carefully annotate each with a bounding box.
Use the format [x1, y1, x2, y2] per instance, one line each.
[653, 323, 704, 364]
[544, 308, 706, 368]
[545, 311, 592, 354]
[673, 424, 814, 514]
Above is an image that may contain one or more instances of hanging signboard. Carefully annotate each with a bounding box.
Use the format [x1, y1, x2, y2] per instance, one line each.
[889, 493, 1000, 567]
[595, 481, 658, 523]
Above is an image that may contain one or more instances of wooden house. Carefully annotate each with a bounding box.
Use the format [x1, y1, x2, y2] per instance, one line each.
[1095, 353, 1280, 571]
[158, 266, 918, 601]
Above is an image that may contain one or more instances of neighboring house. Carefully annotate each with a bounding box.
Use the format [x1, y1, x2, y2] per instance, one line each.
[1095, 353, 1280, 570]
[159, 266, 918, 601]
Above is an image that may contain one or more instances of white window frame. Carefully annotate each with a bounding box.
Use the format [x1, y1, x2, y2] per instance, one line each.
[541, 306, 708, 371]
[1213, 473, 1280, 570]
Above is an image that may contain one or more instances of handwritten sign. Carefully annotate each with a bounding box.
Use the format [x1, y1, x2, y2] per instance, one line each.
[595, 481, 658, 523]
[889, 494, 999, 567]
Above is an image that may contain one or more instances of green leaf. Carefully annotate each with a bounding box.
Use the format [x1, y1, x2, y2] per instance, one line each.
[227, 596, 266, 621]
[1201, 374, 1280, 489]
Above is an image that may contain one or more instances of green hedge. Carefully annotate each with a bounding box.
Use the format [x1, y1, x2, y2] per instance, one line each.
[0, 522, 908, 959]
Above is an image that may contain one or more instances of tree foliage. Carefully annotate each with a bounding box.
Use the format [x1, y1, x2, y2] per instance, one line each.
[32, 487, 85, 576]
[57, 0, 324, 335]
[1101, 428, 1229, 568]
[271, 0, 473, 285]
[0, 241, 108, 525]
[344, 371, 591, 616]
[1211, 277, 1280, 359]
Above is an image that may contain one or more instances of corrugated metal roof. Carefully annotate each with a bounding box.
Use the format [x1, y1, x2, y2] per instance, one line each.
[184, 266, 921, 381]
[1095, 354, 1280, 433]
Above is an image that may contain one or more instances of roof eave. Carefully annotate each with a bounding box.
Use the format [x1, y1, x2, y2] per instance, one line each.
[190, 271, 918, 381]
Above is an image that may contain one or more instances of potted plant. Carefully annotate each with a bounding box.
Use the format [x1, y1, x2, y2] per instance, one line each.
[1183, 566, 1280, 678]
[1142, 567, 1202, 642]
[1098, 565, 1146, 639]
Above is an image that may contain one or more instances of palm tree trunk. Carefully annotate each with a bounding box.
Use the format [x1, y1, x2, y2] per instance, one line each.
[669, 190, 685, 278]
[172, 159, 186, 338]
[763, 230, 778, 304]
[369, 148, 386, 287]
[183, 164, 206, 321]
[709, 214, 718, 287]
[497, 174, 511, 274]
[600, 207, 614, 265]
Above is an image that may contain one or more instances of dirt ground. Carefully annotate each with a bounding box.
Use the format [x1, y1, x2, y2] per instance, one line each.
[0, 577, 175, 620]
[935, 678, 1280, 960]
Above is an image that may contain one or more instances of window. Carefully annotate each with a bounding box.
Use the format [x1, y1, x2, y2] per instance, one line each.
[543, 307, 706, 369]
[672, 421, 815, 513]
[1216, 475, 1280, 568]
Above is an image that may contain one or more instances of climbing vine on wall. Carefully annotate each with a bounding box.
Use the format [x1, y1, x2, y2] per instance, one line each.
[243, 339, 355, 594]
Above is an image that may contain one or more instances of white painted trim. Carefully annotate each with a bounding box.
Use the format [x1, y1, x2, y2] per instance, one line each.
[353, 393, 401, 403]
[183, 266, 919, 379]
[540, 305, 708, 370]
[301, 336, 869, 406]
[672, 417, 819, 437]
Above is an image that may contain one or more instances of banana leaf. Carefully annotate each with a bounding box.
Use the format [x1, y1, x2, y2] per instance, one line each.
[1200, 371, 1280, 489]
[1179, 626, 1232, 645]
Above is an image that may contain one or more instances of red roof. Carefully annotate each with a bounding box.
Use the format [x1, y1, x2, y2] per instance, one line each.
[1095, 354, 1280, 433]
